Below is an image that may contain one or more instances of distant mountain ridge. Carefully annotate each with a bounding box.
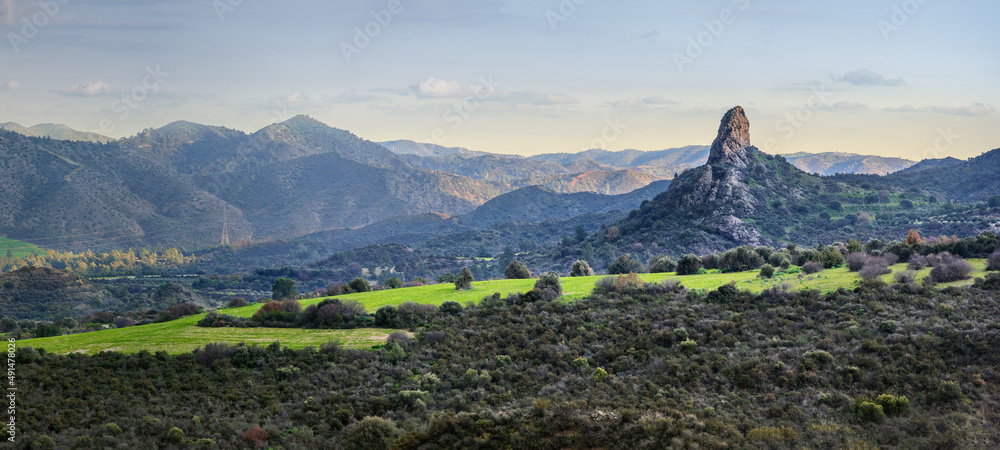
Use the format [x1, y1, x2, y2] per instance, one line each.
[1, 122, 114, 143]
[384, 140, 919, 192]
[782, 152, 916, 175]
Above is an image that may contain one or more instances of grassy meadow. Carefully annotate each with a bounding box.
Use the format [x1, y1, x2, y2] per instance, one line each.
[22, 260, 988, 355]
[0, 236, 45, 259]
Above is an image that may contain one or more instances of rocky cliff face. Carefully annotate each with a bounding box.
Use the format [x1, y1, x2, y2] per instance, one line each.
[617, 106, 831, 253]
[707, 106, 752, 168]
[658, 106, 763, 245]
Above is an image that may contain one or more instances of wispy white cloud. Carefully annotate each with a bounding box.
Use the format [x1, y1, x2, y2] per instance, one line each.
[408, 77, 577, 107]
[833, 69, 906, 87]
[886, 103, 995, 116]
[604, 96, 679, 108]
[324, 89, 381, 104]
[53, 81, 121, 96]
[0, 81, 20, 91]
[412, 77, 467, 98]
[821, 101, 869, 112]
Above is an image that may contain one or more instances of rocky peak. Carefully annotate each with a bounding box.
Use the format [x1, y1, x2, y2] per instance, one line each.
[707, 106, 752, 168]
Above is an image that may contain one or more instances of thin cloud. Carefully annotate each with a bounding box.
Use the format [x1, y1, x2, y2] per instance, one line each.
[833, 69, 906, 87]
[53, 81, 121, 96]
[408, 77, 577, 107]
[821, 101, 869, 113]
[497, 90, 577, 106]
[0, 81, 19, 91]
[324, 89, 381, 104]
[412, 77, 467, 98]
[604, 96, 679, 108]
[886, 103, 995, 116]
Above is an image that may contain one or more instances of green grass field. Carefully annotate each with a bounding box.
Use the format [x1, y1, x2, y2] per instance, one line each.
[0, 236, 45, 259]
[22, 260, 988, 355]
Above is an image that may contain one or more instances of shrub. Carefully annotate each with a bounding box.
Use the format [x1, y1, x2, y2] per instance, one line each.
[853, 399, 886, 423]
[859, 262, 890, 281]
[718, 246, 765, 272]
[439, 301, 463, 315]
[769, 253, 791, 269]
[908, 254, 928, 270]
[937, 381, 963, 402]
[679, 339, 698, 354]
[988, 249, 1000, 271]
[802, 262, 824, 274]
[534, 272, 562, 295]
[894, 270, 916, 285]
[592, 367, 609, 381]
[976, 272, 1000, 290]
[271, 277, 297, 300]
[876, 394, 909, 415]
[803, 350, 834, 367]
[166, 427, 185, 445]
[676, 254, 702, 275]
[374, 306, 399, 328]
[454, 267, 474, 290]
[157, 303, 203, 323]
[989, 195, 1000, 207]
[929, 254, 974, 283]
[242, 427, 268, 447]
[252, 301, 296, 323]
[570, 260, 594, 277]
[349, 277, 372, 293]
[607, 254, 644, 275]
[759, 264, 775, 279]
[747, 426, 797, 446]
[648, 255, 677, 273]
[504, 261, 532, 279]
[384, 277, 403, 289]
[313, 299, 366, 328]
[821, 247, 846, 268]
[846, 253, 868, 272]
[228, 297, 248, 308]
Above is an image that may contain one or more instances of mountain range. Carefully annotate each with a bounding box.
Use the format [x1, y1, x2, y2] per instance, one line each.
[0, 115, 991, 259]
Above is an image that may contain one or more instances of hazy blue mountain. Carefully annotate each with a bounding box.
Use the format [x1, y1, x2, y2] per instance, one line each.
[1, 122, 114, 143]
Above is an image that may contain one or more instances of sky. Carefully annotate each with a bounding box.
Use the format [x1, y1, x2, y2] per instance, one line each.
[0, 0, 998, 161]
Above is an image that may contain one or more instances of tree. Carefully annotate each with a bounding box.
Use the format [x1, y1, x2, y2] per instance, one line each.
[759, 264, 775, 279]
[271, 278, 297, 300]
[676, 254, 702, 275]
[384, 277, 403, 289]
[342, 416, 399, 450]
[570, 260, 594, 277]
[534, 272, 562, 295]
[504, 261, 532, 279]
[905, 229, 922, 245]
[575, 225, 588, 242]
[989, 196, 1000, 208]
[455, 267, 474, 290]
[349, 277, 372, 293]
[648, 256, 677, 274]
[607, 254, 644, 275]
